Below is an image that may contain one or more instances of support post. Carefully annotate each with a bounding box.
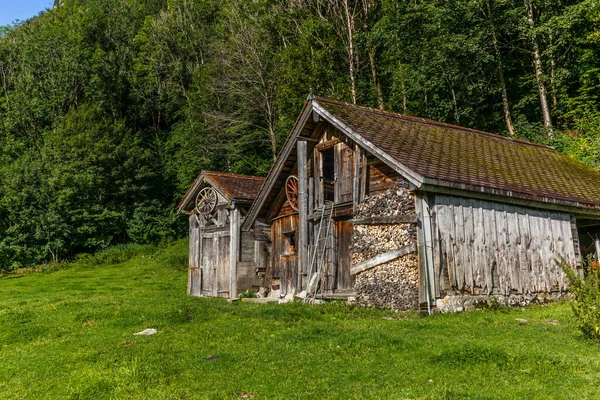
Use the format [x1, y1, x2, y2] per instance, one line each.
[353, 146, 362, 211]
[229, 207, 240, 299]
[298, 140, 309, 291]
[416, 193, 436, 314]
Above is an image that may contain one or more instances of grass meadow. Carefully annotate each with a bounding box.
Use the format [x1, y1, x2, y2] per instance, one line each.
[1, 239, 599, 399]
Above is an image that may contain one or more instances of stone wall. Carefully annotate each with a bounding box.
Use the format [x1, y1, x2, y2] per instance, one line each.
[352, 186, 418, 310]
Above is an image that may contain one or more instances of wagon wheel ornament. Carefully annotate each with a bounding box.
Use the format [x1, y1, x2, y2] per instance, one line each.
[195, 187, 218, 215]
[286, 175, 299, 211]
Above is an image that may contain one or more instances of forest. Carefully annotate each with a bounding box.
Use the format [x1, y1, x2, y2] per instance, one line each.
[0, 0, 598, 270]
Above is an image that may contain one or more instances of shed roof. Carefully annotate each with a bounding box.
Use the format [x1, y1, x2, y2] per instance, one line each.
[178, 171, 265, 213]
[314, 97, 600, 208]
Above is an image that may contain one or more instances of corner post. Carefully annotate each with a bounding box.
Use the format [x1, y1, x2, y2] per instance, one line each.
[229, 207, 240, 299]
[298, 139, 309, 291]
[416, 192, 436, 314]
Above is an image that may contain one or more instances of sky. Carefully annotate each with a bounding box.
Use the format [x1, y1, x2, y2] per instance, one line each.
[0, 0, 54, 27]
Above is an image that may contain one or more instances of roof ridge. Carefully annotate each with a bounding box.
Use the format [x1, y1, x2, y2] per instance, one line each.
[204, 170, 265, 180]
[312, 96, 552, 150]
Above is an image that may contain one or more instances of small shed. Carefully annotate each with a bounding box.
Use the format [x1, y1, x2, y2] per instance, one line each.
[242, 96, 600, 311]
[178, 171, 265, 298]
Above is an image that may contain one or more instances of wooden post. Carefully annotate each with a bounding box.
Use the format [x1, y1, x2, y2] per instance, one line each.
[298, 140, 309, 291]
[416, 193, 436, 313]
[229, 208, 240, 299]
[353, 146, 362, 211]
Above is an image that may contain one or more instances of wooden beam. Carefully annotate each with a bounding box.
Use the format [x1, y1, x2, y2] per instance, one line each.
[353, 145, 361, 210]
[229, 208, 240, 299]
[420, 181, 600, 217]
[298, 140, 309, 290]
[349, 215, 417, 225]
[416, 193, 435, 313]
[350, 244, 416, 275]
[314, 138, 341, 151]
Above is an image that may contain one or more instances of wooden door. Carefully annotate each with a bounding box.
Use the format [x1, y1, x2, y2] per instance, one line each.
[280, 255, 298, 295]
[201, 236, 215, 296]
[335, 143, 354, 204]
[336, 219, 355, 290]
[188, 215, 203, 296]
[217, 235, 231, 298]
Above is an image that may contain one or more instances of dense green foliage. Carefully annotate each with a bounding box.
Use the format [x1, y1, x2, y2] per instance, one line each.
[1, 240, 600, 398]
[1, 0, 599, 269]
[560, 256, 600, 340]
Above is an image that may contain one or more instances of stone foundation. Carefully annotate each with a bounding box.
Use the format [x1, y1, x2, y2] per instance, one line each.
[435, 292, 573, 313]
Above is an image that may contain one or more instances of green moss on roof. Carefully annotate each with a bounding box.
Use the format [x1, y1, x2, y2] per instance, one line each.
[316, 98, 600, 207]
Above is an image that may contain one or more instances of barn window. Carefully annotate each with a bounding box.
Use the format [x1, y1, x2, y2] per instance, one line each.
[321, 147, 335, 202]
[283, 230, 297, 253]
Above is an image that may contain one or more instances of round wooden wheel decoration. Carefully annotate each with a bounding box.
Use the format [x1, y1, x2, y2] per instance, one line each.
[286, 175, 300, 211]
[195, 187, 218, 215]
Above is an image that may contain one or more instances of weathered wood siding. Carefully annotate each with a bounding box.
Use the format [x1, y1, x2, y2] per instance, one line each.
[433, 195, 577, 296]
[270, 211, 299, 293]
[367, 158, 402, 195]
[335, 143, 354, 204]
[188, 215, 202, 296]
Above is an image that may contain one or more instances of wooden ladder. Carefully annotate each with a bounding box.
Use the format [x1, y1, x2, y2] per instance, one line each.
[304, 201, 334, 303]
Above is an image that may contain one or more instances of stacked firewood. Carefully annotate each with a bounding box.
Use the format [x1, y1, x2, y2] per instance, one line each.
[352, 186, 419, 310]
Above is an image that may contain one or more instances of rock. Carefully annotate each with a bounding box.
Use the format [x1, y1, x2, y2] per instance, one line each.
[515, 318, 529, 325]
[133, 328, 157, 336]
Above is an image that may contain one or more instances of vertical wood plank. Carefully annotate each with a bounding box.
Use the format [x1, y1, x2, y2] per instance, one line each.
[453, 199, 466, 291]
[298, 140, 309, 291]
[229, 208, 240, 299]
[353, 145, 362, 210]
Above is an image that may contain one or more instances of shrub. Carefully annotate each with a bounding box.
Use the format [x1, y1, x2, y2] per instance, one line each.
[75, 243, 156, 266]
[557, 257, 600, 340]
[238, 290, 257, 299]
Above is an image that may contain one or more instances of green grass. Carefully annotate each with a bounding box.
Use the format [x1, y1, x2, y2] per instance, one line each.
[1, 239, 599, 399]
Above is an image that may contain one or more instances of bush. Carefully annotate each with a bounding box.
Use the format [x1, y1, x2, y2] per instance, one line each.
[75, 243, 156, 266]
[558, 257, 600, 340]
[238, 289, 257, 299]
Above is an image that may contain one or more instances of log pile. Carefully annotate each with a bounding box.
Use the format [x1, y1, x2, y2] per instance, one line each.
[352, 186, 419, 310]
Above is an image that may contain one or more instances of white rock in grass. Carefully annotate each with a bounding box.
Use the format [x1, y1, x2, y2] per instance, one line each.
[134, 328, 157, 336]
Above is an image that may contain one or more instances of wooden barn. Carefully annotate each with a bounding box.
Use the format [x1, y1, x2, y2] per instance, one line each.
[178, 171, 266, 299]
[242, 96, 600, 312]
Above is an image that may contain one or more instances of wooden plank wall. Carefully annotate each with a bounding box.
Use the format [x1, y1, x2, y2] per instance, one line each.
[188, 215, 202, 296]
[433, 194, 577, 297]
[217, 235, 231, 297]
[270, 213, 299, 292]
[368, 157, 402, 195]
[336, 219, 355, 290]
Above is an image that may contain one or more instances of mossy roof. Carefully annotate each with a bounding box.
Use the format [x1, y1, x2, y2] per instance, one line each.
[178, 171, 265, 212]
[315, 97, 600, 208]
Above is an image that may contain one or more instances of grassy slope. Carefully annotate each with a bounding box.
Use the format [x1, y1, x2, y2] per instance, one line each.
[1, 240, 599, 400]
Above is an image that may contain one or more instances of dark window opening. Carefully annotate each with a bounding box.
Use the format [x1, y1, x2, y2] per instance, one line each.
[322, 147, 335, 202]
[283, 230, 296, 254]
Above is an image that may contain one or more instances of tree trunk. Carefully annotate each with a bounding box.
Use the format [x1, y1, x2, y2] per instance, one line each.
[343, 0, 357, 104]
[487, 0, 515, 136]
[525, 0, 552, 132]
[361, 0, 384, 109]
[367, 43, 384, 110]
[549, 34, 558, 106]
